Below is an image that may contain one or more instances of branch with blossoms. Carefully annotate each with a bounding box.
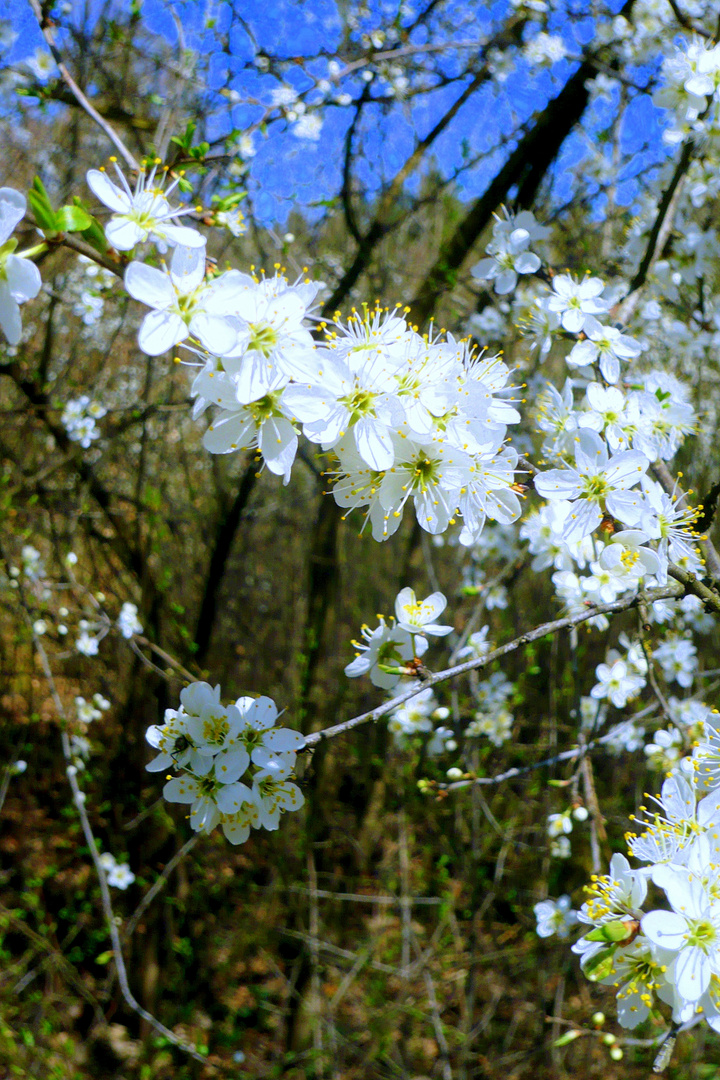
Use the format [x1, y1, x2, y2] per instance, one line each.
[304, 581, 686, 748]
[19, 611, 206, 1062]
[5, 13, 720, 1070]
[27, 0, 139, 170]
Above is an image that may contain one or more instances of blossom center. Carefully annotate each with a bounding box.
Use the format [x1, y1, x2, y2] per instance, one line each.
[248, 322, 279, 356]
[249, 391, 283, 425]
[581, 473, 610, 501]
[685, 919, 717, 951]
[202, 714, 230, 744]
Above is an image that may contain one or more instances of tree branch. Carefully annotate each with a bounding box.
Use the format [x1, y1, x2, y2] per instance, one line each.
[26, 0, 139, 169]
[304, 583, 683, 747]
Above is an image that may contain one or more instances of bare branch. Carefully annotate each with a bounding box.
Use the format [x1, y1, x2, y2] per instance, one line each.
[122, 835, 199, 941]
[26, 0, 139, 170]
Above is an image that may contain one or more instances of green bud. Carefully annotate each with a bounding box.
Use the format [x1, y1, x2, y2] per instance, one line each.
[585, 919, 632, 943]
[553, 1030, 581, 1047]
[584, 946, 617, 982]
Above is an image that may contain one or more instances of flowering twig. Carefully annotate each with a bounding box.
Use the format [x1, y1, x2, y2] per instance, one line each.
[26, 622, 205, 1062]
[130, 635, 199, 684]
[304, 584, 684, 748]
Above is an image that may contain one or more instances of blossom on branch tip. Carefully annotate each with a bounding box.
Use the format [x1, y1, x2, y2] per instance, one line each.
[147, 682, 304, 845]
[471, 208, 548, 294]
[344, 616, 426, 689]
[544, 274, 609, 334]
[394, 587, 452, 637]
[534, 430, 649, 543]
[87, 163, 206, 251]
[117, 602, 143, 639]
[124, 245, 238, 356]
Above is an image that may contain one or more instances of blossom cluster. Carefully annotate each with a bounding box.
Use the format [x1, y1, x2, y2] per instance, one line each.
[568, 712, 720, 1032]
[464, 669, 514, 746]
[146, 682, 305, 845]
[471, 208, 548, 294]
[654, 37, 720, 146]
[62, 395, 107, 448]
[345, 587, 452, 689]
[99, 851, 135, 890]
[77, 162, 527, 543]
[387, 684, 455, 755]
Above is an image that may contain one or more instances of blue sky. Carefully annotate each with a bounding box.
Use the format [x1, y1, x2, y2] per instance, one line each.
[3, 0, 672, 225]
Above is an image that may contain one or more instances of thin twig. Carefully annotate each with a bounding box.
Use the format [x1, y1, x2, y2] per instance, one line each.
[123, 835, 199, 941]
[0, 902, 105, 1024]
[27, 623, 205, 1062]
[26, 0, 138, 170]
[304, 584, 684, 748]
[412, 936, 453, 1080]
[307, 851, 324, 1076]
[128, 635, 199, 684]
[399, 810, 412, 977]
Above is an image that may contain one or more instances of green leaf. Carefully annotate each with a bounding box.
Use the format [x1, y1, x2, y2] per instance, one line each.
[78, 211, 109, 254]
[55, 205, 93, 232]
[28, 177, 57, 230]
[170, 120, 196, 152]
[95, 950, 113, 965]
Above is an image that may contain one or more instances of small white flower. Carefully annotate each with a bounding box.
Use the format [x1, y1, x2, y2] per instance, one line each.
[87, 163, 205, 251]
[105, 859, 135, 889]
[117, 601, 143, 639]
[345, 617, 426, 689]
[550, 835, 571, 858]
[534, 895, 578, 938]
[590, 659, 645, 708]
[76, 696, 102, 723]
[76, 620, 100, 656]
[293, 113, 323, 140]
[394, 587, 452, 637]
[534, 430, 649, 544]
[547, 811, 572, 838]
[471, 208, 547, 294]
[545, 273, 609, 333]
